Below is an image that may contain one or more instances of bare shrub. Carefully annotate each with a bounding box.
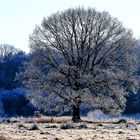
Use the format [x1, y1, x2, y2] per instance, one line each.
[29, 123, 39, 130]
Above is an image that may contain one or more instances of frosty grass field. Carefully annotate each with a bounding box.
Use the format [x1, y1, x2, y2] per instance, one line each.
[0, 110, 140, 140]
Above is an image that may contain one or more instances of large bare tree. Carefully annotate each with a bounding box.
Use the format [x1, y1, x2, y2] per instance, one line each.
[24, 8, 137, 122]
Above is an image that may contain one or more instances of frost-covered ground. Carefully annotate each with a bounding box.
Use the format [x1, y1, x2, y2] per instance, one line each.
[87, 110, 140, 121]
[0, 120, 140, 140]
[1, 114, 140, 140]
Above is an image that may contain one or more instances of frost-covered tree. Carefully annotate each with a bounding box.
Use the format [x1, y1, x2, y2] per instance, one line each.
[0, 88, 35, 117]
[0, 46, 26, 89]
[0, 44, 20, 58]
[24, 8, 137, 122]
[124, 40, 140, 114]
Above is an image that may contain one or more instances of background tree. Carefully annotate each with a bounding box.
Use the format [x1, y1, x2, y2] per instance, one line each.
[0, 44, 19, 58]
[0, 44, 35, 117]
[124, 40, 140, 114]
[24, 8, 137, 122]
[0, 44, 26, 89]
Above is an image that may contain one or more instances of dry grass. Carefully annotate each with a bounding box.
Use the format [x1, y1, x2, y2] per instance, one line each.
[0, 120, 140, 140]
[0, 116, 138, 124]
[0, 116, 140, 140]
[82, 116, 138, 124]
[0, 134, 10, 140]
[8, 116, 72, 123]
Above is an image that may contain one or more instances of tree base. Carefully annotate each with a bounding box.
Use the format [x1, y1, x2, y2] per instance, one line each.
[72, 104, 81, 123]
[72, 116, 81, 123]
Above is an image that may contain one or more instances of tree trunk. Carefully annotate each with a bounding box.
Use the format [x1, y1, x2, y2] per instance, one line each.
[72, 104, 81, 122]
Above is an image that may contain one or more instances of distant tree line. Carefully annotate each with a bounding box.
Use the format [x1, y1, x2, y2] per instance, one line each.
[125, 43, 140, 114]
[0, 44, 35, 117]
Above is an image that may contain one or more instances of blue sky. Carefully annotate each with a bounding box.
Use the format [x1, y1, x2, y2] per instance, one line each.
[0, 0, 140, 52]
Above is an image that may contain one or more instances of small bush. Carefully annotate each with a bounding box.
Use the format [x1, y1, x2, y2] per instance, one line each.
[97, 123, 104, 126]
[3, 119, 11, 123]
[54, 138, 61, 140]
[29, 123, 39, 130]
[87, 109, 111, 119]
[60, 122, 75, 129]
[79, 123, 88, 129]
[115, 119, 127, 124]
[17, 123, 28, 129]
[45, 125, 58, 128]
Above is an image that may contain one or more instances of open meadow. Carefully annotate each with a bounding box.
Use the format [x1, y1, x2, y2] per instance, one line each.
[0, 116, 140, 140]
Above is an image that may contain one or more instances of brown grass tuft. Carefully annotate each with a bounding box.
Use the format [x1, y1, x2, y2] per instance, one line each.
[9, 116, 72, 124]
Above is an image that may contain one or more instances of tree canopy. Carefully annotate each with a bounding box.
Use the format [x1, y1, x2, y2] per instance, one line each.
[24, 8, 138, 122]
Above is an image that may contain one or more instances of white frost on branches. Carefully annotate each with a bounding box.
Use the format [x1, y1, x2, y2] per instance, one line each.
[22, 8, 138, 115]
